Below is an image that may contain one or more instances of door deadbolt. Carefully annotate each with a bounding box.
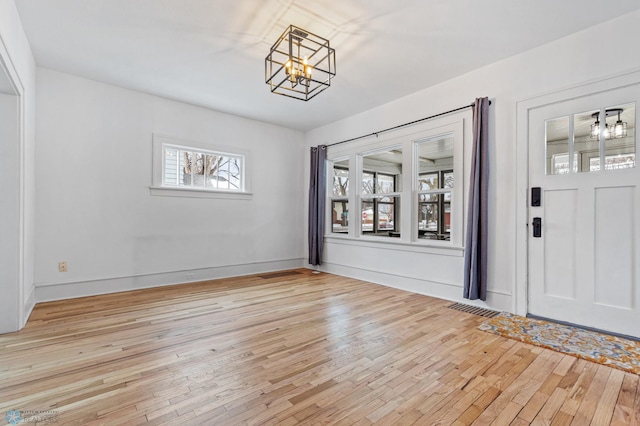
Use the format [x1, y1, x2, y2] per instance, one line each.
[531, 187, 541, 207]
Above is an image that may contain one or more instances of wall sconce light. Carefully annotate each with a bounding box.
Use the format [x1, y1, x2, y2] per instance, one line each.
[265, 25, 336, 101]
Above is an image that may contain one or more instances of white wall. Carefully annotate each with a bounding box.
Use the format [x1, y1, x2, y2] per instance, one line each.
[0, 0, 37, 332]
[34, 69, 305, 301]
[305, 10, 640, 312]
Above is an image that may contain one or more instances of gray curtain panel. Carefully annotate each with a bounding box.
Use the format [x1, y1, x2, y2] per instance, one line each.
[308, 145, 327, 265]
[463, 97, 490, 301]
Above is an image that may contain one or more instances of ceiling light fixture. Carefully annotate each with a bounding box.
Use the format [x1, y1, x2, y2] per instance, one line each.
[590, 108, 627, 140]
[265, 25, 336, 101]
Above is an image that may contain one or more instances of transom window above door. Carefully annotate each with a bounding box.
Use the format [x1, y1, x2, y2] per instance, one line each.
[545, 102, 636, 175]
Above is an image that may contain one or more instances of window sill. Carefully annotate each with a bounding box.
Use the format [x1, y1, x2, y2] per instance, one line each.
[149, 186, 253, 200]
[324, 234, 464, 257]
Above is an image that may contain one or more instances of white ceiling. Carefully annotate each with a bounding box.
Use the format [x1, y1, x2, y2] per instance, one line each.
[14, 0, 640, 131]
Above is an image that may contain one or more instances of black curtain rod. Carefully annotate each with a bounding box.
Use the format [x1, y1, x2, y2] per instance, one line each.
[326, 100, 491, 148]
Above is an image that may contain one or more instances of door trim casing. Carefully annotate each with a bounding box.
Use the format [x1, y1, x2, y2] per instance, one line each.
[0, 31, 27, 332]
[515, 68, 640, 317]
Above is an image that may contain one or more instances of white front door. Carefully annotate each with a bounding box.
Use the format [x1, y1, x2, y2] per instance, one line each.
[528, 83, 640, 338]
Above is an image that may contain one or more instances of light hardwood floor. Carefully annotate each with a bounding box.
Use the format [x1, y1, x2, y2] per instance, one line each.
[1, 269, 638, 425]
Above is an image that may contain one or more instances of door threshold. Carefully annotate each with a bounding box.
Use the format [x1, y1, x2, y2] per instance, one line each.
[527, 314, 640, 342]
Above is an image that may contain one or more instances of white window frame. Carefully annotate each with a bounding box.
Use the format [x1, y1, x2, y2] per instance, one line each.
[329, 157, 350, 234]
[325, 118, 465, 251]
[359, 146, 403, 237]
[413, 130, 462, 245]
[151, 134, 251, 199]
[412, 123, 464, 247]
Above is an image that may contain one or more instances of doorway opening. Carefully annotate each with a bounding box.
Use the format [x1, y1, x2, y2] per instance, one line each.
[0, 57, 23, 333]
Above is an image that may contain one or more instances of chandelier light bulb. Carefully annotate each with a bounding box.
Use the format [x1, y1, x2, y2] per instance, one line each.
[615, 122, 623, 137]
[591, 120, 600, 139]
[613, 111, 628, 138]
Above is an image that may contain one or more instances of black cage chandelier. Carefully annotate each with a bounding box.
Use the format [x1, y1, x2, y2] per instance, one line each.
[265, 25, 336, 101]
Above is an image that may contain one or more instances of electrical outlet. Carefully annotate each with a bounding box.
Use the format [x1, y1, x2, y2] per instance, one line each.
[58, 261, 68, 272]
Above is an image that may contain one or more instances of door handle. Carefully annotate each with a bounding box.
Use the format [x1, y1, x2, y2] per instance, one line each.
[532, 217, 542, 238]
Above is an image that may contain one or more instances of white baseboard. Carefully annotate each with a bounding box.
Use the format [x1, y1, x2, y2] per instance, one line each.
[310, 262, 513, 312]
[35, 258, 305, 302]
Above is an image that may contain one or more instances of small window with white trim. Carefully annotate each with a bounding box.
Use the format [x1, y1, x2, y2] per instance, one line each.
[151, 135, 249, 199]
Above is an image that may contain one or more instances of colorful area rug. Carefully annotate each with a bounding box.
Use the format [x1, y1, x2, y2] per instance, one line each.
[479, 313, 640, 375]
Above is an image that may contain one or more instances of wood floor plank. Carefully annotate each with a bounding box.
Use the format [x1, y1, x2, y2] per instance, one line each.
[0, 269, 636, 425]
[591, 369, 625, 425]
